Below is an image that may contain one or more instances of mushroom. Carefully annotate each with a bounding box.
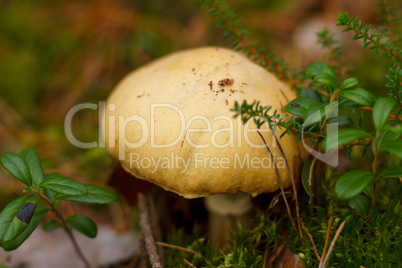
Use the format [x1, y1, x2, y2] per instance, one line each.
[102, 47, 307, 248]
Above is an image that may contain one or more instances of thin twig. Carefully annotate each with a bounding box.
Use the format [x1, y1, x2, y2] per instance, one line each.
[183, 258, 197, 268]
[37, 192, 91, 268]
[319, 216, 334, 267]
[320, 221, 346, 268]
[256, 130, 300, 240]
[263, 242, 286, 268]
[272, 132, 302, 239]
[301, 219, 321, 261]
[308, 157, 318, 212]
[138, 193, 162, 268]
[156, 242, 201, 255]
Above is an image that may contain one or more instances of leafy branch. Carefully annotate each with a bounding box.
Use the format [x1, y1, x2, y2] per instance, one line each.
[201, 0, 300, 83]
[336, 11, 401, 62]
[0, 149, 118, 268]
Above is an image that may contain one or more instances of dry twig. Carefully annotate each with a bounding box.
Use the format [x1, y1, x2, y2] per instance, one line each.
[320, 221, 346, 268]
[320, 216, 334, 264]
[138, 193, 162, 268]
[257, 130, 300, 240]
[156, 241, 200, 255]
[183, 258, 197, 268]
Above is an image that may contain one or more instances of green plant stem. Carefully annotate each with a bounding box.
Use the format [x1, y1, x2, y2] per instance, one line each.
[366, 136, 381, 220]
[37, 192, 91, 268]
[256, 130, 301, 240]
[309, 90, 339, 210]
[308, 157, 318, 213]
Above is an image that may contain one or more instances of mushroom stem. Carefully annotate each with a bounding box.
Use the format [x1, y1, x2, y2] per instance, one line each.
[204, 192, 252, 250]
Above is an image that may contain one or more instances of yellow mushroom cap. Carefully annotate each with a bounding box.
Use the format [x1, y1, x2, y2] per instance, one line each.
[102, 47, 307, 198]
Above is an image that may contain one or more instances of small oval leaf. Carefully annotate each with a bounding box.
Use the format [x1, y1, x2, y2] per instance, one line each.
[322, 129, 371, 151]
[0, 205, 49, 251]
[348, 194, 370, 215]
[284, 97, 319, 117]
[313, 73, 338, 88]
[321, 128, 371, 151]
[372, 97, 397, 131]
[340, 77, 359, 90]
[0, 153, 32, 187]
[0, 195, 38, 242]
[40, 176, 87, 196]
[56, 184, 118, 204]
[42, 219, 62, 232]
[66, 215, 97, 238]
[305, 62, 336, 79]
[377, 166, 402, 179]
[339, 88, 376, 107]
[20, 149, 45, 188]
[335, 170, 375, 200]
[380, 139, 402, 157]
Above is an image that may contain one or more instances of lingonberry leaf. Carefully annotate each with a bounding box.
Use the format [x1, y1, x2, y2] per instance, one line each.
[65, 214, 97, 238]
[305, 62, 336, 79]
[377, 166, 402, 179]
[56, 184, 118, 204]
[313, 73, 338, 88]
[0, 153, 32, 187]
[40, 176, 87, 196]
[372, 97, 397, 131]
[335, 170, 375, 200]
[0, 205, 49, 251]
[0, 195, 38, 242]
[340, 77, 359, 90]
[41, 219, 62, 232]
[348, 194, 370, 215]
[284, 97, 319, 117]
[20, 149, 45, 189]
[321, 129, 371, 151]
[339, 88, 376, 107]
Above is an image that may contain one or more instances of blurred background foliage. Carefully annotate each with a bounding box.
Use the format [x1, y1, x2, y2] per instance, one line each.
[0, 0, 397, 203]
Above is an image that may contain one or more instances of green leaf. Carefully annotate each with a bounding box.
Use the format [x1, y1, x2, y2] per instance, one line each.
[339, 88, 376, 107]
[372, 97, 397, 131]
[335, 170, 375, 200]
[313, 73, 338, 88]
[305, 62, 336, 79]
[0, 195, 38, 242]
[298, 87, 322, 102]
[301, 158, 314, 196]
[379, 130, 400, 146]
[20, 149, 44, 189]
[41, 219, 61, 232]
[0, 153, 32, 187]
[327, 116, 353, 126]
[284, 97, 318, 117]
[57, 184, 118, 204]
[65, 214, 97, 238]
[0, 205, 49, 251]
[382, 120, 402, 135]
[380, 139, 402, 157]
[377, 166, 402, 179]
[362, 184, 372, 197]
[348, 194, 370, 215]
[322, 129, 371, 151]
[303, 103, 326, 124]
[338, 98, 362, 108]
[40, 176, 87, 196]
[340, 77, 359, 90]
